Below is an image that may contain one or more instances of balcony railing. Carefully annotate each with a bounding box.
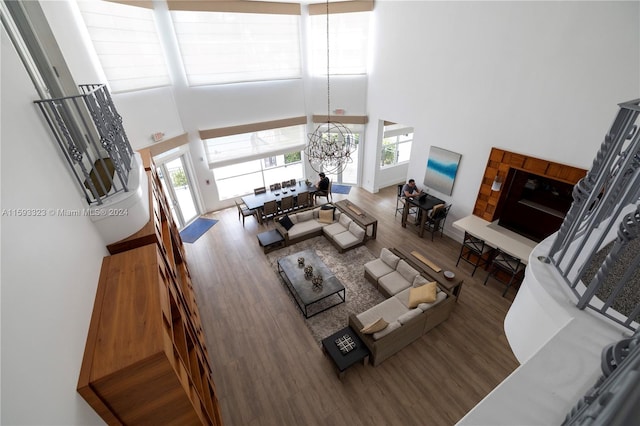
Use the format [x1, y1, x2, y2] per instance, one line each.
[562, 327, 640, 425]
[547, 98, 640, 331]
[34, 84, 133, 205]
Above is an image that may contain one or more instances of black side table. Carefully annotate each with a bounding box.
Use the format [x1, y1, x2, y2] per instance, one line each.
[321, 326, 370, 379]
[257, 229, 285, 253]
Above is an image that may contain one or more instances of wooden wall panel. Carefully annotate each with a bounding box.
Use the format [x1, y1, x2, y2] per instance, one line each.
[473, 147, 588, 222]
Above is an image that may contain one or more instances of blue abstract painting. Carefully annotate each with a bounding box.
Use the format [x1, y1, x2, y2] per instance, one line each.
[424, 146, 461, 195]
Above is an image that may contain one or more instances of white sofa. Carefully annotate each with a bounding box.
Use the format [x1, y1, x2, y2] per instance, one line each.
[349, 282, 454, 366]
[365, 248, 428, 297]
[352, 247, 457, 365]
[274, 205, 367, 252]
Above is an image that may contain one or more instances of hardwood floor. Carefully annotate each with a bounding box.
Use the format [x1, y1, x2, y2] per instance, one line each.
[185, 185, 520, 426]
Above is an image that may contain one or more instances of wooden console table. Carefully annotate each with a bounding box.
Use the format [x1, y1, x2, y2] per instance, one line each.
[334, 199, 378, 239]
[392, 247, 464, 300]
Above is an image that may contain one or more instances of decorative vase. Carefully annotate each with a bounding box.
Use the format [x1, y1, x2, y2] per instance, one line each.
[304, 266, 313, 277]
[298, 257, 305, 266]
[312, 274, 323, 290]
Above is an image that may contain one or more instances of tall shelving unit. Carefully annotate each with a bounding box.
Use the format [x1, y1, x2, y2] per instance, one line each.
[78, 151, 222, 425]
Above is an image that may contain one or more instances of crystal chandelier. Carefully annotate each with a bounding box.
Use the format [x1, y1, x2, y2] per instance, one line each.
[305, 0, 356, 175]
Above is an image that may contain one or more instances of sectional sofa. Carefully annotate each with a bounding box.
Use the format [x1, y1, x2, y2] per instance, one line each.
[274, 204, 367, 253]
[350, 248, 456, 366]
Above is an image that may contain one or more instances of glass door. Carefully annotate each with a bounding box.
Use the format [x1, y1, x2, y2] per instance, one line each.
[157, 155, 199, 229]
[325, 131, 361, 185]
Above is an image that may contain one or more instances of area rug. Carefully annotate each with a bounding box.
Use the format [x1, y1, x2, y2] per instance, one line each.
[180, 218, 218, 243]
[266, 236, 384, 344]
[331, 184, 352, 194]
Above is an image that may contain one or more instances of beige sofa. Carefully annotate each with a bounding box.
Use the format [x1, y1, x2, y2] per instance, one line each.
[364, 248, 427, 298]
[274, 205, 366, 252]
[350, 248, 456, 366]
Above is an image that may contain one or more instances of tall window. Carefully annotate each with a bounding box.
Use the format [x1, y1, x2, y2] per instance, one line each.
[170, 10, 301, 86]
[213, 154, 303, 200]
[381, 125, 414, 167]
[76, 0, 170, 93]
[309, 11, 370, 75]
[203, 123, 306, 168]
[203, 122, 306, 200]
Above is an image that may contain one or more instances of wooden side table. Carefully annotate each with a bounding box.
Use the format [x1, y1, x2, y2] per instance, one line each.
[321, 326, 369, 379]
[392, 247, 464, 301]
[334, 199, 378, 239]
[257, 229, 285, 253]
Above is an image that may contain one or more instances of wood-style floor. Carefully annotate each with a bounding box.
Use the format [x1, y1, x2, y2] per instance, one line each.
[185, 185, 520, 426]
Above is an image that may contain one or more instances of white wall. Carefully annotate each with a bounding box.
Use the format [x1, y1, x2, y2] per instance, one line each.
[364, 1, 640, 239]
[1, 28, 106, 425]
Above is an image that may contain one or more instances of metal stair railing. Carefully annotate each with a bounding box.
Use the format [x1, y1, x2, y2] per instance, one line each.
[34, 84, 133, 206]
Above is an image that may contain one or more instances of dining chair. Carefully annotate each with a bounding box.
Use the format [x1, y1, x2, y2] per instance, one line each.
[397, 184, 418, 221]
[424, 204, 451, 241]
[315, 180, 332, 204]
[296, 191, 310, 209]
[261, 200, 278, 224]
[270, 183, 282, 191]
[483, 249, 526, 297]
[254, 186, 266, 195]
[279, 195, 294, 214]
[456, 231, 493, 276]
[289, 178, 297, 187]
[235, 200, 257, 227]
[281, 180, 290, 189]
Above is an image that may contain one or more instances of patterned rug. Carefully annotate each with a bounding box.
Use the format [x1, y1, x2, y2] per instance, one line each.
[266, 236, 384, 344]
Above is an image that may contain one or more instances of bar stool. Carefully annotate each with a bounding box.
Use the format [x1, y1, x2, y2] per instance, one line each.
[483, 249, 525, 297]
[456, 231, 492, 276]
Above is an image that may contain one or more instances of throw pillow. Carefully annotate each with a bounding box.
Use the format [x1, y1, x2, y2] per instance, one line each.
[318, 208, 334, 224]
[408, 281, 437, 308]
[429, 203, 445, 218]
[279, 215, 295, 231]
[361, 317, 389, 334]
[412, 275, 429, 288]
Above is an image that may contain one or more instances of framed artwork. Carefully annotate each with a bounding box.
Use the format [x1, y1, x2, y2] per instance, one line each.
[424, 146, 461, 195]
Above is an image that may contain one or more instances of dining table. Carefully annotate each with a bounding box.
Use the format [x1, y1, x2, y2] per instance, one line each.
[401, 193, 446, 238]
[241, 181, 318, 211]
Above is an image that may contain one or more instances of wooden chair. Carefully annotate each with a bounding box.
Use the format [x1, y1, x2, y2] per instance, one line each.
[269, 183, 282, 191]
[424, 204, 451, 240]
[289, 178, 297, 187]
[281, 180, 291, 189]
[296, 191, 310, 209]
[315, 180, 332, 204]
[235, 200, 256, 227]
[254, 187, 266, 195]
[260, 200, 278, 224]
[456, 231, 493, 276]
[279, 195, 294, 214]
[483, 249, 526, 297]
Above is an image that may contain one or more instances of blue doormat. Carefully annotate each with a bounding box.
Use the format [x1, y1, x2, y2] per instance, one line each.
[332, 184, 352, 194]
[180, 218, 218, 243]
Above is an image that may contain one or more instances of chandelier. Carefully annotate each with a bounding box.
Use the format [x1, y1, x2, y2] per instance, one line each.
[305, 0, 356, 175]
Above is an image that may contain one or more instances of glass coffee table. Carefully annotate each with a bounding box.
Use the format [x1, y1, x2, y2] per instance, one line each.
[277, 249, 345, 318]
